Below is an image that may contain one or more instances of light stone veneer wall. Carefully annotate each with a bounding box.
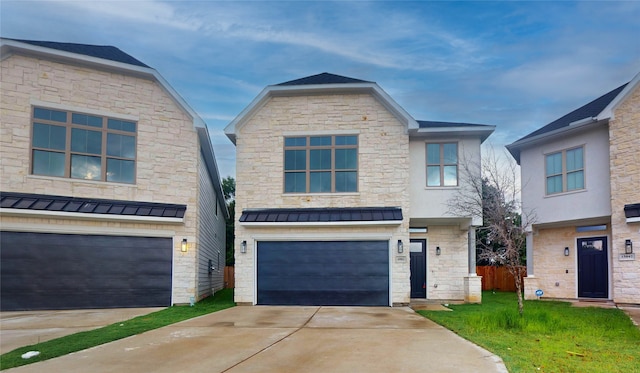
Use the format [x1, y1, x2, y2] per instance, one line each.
[413, 225, 470, 300]
[0, 54, 202, 305]
[609, 83, 640, 304]
[234, 93, 410, 305]
[532, 225, 612, 299]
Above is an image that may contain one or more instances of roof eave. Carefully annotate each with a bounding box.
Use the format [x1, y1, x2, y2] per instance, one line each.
[597, 71, 640, 121]
[1, 38, 207, 130]
[506, 117, 606, 164]
[410, 125, 495, 143]
[224, 82, 419, 145]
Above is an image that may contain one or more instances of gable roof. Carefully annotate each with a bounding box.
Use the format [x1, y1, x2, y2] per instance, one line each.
[277, 72, 372, 86]
[506, 71, 640, 164]
[4, 38, 149, 67]
[224, 73, 419, 144]
[0, 38, 229, 219]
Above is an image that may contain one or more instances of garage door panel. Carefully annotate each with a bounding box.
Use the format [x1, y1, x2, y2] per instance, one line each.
[257, 240, 389, 306]
[1, 232, 172, 311]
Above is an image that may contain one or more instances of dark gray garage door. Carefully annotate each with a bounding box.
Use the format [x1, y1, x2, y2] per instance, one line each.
[1, 232, 172, 311]
[257, 240, 389, 306]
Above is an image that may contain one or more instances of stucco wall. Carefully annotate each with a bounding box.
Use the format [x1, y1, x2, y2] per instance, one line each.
[409, 136, 482, 225]
[519, 124, 611, 225]
[233, 93, 411, 305]
[609, 82, 640, 304]
[0, 53, 201, 305]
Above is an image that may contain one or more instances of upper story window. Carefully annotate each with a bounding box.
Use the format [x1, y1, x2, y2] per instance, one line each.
[284, 135, 358, 193]
[31, 107, 137, 184]
[426, 143, 458, 187]
[545, 146, 584, 195]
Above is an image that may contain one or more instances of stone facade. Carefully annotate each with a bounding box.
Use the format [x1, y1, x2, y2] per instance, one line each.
[531, 225, 612, 299]
[609, 82, 640, 304]
[0, 52, 223, 305]
[234, 93, 411, 305]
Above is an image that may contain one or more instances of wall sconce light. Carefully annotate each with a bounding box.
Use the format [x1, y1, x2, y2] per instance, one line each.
[564, 247, 570, 256]
[436, 246, 441, 256]
[625, 239, 633, 254]
[241, 240, 247, 254]
[397, 240, 403, 254]
[181, 238, 188, 253]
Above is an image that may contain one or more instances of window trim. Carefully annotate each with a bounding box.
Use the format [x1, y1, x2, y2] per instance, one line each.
[30, 106, 137, 184]
[425, 142, 459, 187]
[283, 135, 358, 194]
[544, 146, 585, 195]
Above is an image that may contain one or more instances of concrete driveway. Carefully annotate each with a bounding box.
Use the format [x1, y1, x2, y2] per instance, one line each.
[1, 308, 163, 353]
[6, 306, 507, 373]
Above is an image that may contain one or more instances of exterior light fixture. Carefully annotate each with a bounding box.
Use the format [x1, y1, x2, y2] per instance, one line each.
[181, 238, 188, 253]
[625, 239, 633, 254]
[564, 247, 570, 256]
[241, 240, 247, 254]
[436, 246, 441, 256]
[397, 240, 403, 253]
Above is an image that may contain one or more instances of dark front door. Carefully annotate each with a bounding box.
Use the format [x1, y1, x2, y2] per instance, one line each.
[257, 240, 389, 306]
[410, 239, 426, 298]
[577, 236, 608, 298]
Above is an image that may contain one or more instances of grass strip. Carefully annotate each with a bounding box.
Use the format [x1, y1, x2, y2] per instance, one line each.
[1, 288, 235, 370]
[418, 291, 640, 373]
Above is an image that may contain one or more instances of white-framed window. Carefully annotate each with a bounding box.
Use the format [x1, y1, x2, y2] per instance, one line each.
[31, 107, 137, 183]
[426, 143, 458, 187]
[283, 135, 358, 193]
[545, 146, 584, 194]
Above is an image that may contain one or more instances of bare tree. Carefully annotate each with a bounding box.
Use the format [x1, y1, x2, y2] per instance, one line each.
[448, 145, 534, 315]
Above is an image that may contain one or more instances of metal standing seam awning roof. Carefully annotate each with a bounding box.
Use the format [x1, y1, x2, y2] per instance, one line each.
[624, 203, 640, 223]
[0, 192, 186, 221]
[239, 207, 403, 226]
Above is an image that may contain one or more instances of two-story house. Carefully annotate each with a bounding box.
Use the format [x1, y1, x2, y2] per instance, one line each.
[0, 38, 228, 310]
[507, 71, 639, 304]
[225, 73, 494, 306]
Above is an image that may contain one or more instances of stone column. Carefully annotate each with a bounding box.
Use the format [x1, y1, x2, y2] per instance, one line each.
[523, 231, 540, 300]
[464, 227, 482, 303]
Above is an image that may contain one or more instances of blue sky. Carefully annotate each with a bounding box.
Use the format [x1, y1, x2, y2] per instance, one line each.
[2, 1, 639, 178]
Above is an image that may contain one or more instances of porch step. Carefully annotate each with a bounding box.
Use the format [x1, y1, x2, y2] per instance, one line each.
[409, 298, 461, 311]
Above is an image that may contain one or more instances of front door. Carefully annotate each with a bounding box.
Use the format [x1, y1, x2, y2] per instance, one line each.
[577, 236, 608, 298]
[410, 239, 426, 298]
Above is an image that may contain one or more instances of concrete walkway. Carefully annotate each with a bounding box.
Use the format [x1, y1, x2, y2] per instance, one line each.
[6, 306, 507, 373]
[1, 308, 163, 353]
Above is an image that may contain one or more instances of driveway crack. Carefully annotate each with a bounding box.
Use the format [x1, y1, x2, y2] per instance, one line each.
[220, 307, 322, 372]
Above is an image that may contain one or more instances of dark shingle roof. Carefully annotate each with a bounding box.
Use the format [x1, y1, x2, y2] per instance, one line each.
[1, 192, 185, 218]
[276, 72, 372, 86]
[418, 120, 493, 128]
[239, 207, 402, 223]
[625, 203, 640, 219]
[514, 83, 628, 143]
[6, 38, 149, 68]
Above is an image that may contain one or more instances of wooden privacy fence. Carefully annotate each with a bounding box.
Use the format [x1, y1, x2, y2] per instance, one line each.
[476, 266, 526, 292]
[224, 266, 235, 289]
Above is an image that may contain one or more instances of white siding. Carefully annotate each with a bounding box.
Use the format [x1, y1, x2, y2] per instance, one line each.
[196, 150, 226, 299]
[520, 124, 611, 225]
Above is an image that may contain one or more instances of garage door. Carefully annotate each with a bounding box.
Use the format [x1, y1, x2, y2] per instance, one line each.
[1, 232, 172, 311]
[257, 240, 389, 306]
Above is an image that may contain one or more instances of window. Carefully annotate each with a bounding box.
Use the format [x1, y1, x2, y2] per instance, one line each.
[426, 143, 457, 186]
[31, 107, 137, 183]
[284, 135, 358, 193]
[545, 146, 584, 194]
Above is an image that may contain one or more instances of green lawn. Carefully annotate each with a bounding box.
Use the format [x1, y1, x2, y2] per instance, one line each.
[418, 292, 640, 373]
[0, 289, 235, 370]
